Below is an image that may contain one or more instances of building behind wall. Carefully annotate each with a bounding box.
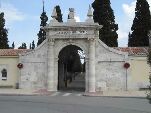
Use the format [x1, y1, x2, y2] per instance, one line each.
[0, 49, 31, 88]
[116, 47, 150, 90]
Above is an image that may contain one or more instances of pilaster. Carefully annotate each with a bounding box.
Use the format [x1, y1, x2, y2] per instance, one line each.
[88, 38, 96, 92]
[47, 39, 55, 91]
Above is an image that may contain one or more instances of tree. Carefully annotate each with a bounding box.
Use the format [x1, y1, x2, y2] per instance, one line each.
[128, 32, 132, 47]
[55, 5, 63, 22]
[37, 2, 48, 46]
[59, 45, 82, 73]
[32, 40, 35, 49]
[92, 0, 118, 47]
[129, 0, 151, 47]
[12, 42, 15, 49]
[29, 43, 32, 49]
[18, 43, 27, 49]
[0, 12, 9, 49]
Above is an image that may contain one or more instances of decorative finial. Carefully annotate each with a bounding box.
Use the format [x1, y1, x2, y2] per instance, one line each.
[51, 7, 57, 20]
[68, 8, 75, 19]
[87, 5, 93, 18]
[67, 8, 76, 23]
[86, 5, 94, 23]
[42, 0, 45, 12]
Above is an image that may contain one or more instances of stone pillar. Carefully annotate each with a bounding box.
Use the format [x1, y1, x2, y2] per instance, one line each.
[88, 39, 96, 92]
[47, 39, 55, 91]
[54, 58, 59, 91]
[85, 58, 89, 92]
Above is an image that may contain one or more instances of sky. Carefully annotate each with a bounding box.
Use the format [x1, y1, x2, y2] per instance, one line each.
[0, 0, 151, 48]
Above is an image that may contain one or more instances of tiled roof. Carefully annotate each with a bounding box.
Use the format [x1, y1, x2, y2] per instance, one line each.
[0, 47, 149, 56]
[0, 49, 31, 56]
[114, 47, 148, 56]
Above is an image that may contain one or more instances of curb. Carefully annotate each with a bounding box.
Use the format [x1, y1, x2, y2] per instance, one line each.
[0, 93, 53, 96]
[0, 92, 147, 99]
[83, 92, 146, 99]
[0, 94, 39, 96]
[83, 94, 146, 99]
[84, 95, 146, 99]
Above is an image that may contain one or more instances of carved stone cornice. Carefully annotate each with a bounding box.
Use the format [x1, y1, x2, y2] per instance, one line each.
[45, 22, 102, 31]
[48, 34, 94, 39]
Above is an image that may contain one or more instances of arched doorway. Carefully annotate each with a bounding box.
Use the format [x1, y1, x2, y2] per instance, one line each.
[58, 45, 85, 92]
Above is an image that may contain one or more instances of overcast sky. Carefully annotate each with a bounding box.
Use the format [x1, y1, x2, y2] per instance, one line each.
[0, 0, 151, 48]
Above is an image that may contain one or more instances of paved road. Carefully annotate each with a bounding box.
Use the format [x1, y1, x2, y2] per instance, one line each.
[0, 92, 150, 113]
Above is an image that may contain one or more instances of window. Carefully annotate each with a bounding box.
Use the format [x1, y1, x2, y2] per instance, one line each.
[1, 69, 7, 80]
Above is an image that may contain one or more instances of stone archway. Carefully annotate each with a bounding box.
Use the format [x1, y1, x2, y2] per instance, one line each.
[58, 45, 86, 92]
[19, 7, 128, 92]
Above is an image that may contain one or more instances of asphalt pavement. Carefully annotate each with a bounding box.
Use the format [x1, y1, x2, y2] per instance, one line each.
[0, 92, 150, 113]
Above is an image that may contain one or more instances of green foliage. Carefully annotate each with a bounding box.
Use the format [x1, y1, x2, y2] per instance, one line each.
[37, 28, 46, 46]
[37, 5, 48, 46]
[128, 0, 151, 47]
[0, 12, 9, 49]
[147, 49, 151, 65]
[29, 40, 35, 49]
[18, 43, 27, 49]
[71, 53, 82, 72]
[59, 45, 82, 72]
[92, 0, 118, 47]
[55, 5, 63, 22]
[11, 42, 15, 49]
[32, 40, 35, 49]
[128, 32, 132, 47]
[29, 43, 32, 49]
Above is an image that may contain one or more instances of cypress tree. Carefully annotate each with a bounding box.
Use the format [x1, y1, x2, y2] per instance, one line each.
[0, 12, 9, 49]
[18, 43, 27, 49]
[32, 40, 35, 49]
[59, 45, 82, 73]
[12, 42, 15, 49]
[37, 1, 48, 46]
[92, 0, 118, 47]
[129, 0, 151, 47]
[55, 5, 63, 22]
[29, 43, 32, 49]
[128, 32, 132, 47]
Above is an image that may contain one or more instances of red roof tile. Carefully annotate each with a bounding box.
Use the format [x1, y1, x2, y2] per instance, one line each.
[114, 47, 148, 56]
[0, 47, 149, 56]
[0, 49, 31, 56]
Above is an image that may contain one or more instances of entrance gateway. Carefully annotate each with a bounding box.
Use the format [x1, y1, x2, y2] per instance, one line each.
[19, 7, 128, 93]
[58, 45, 86, 91]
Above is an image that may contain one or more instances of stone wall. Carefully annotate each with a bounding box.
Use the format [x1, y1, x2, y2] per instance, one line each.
[19, 40, 48, 89]
[95, 40, 128, 91]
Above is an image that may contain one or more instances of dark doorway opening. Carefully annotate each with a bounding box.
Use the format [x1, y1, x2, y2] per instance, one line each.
[58, 45, 85, 92]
